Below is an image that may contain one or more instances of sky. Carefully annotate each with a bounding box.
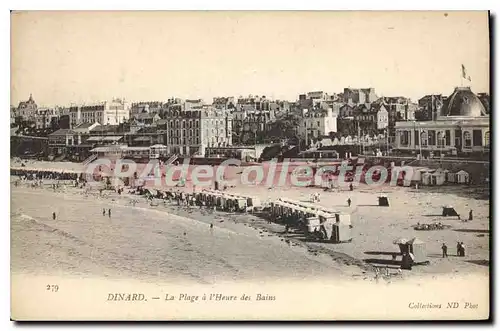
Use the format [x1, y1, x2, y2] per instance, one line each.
[11, 11, 490, 107]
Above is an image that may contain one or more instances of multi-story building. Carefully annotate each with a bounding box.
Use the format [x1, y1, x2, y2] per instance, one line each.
[160, 106, 233, 156]
[351, 104, 379, 135]
[233, 95, 277, 144]
[184, 99, 204, 111]
[47, 129, 78, 155]
[382, 96, 416, 121]
[298, 108, 338, 144]
[416, 95, 446, 121]
[376, 104, 389, 131]
[298, 91, 339, 112]
[339, 104, 355, 118]
[16, 94, 38, 121]
[212, 97, 236, 110]
[69, 98, 130, 126]
[130, 101, 163, 118]
[343, 88, 378, 104]
[35, 108, 61, 129]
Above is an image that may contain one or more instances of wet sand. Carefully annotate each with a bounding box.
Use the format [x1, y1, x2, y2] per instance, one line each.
[11, 185, 363, 285]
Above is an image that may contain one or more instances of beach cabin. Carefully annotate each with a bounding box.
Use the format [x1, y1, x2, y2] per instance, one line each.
[421, 171, 432, 186]
[330, 213, 352, 243]
[410, 167, 430, 184]
[407, 238, 428, 264]
[447, 171, 456, 183]
[429, 169, 447, 186]
[456, 170, 470, 184]
[394, 237, 428, 265]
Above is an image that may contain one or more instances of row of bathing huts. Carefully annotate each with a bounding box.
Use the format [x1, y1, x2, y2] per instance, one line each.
[144, 187, 353, 243]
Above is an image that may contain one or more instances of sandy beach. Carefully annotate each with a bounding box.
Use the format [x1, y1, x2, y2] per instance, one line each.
[10, 159, 490, 285]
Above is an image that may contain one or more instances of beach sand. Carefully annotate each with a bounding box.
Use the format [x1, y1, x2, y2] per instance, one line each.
[10, 159, 490, 283]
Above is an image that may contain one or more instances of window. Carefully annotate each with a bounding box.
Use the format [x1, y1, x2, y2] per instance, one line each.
[421, 132, 428, 147]
[455, 129, 462, 147]
[445, 130, 451, 146]
[414, 130, 420, 146]
[464, 131, 472, 147]
[472, 130, 482, 146]
[428, 130, 436, 145]
[437, 132, 444, 147]
[484, 131, 490, 147]
[400, 131, 409, 146]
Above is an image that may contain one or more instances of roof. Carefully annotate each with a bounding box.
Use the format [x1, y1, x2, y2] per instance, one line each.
[440, 87, 487, 117]
[74, 122, 99, 130]
[133, 136, 151, 142]
[48, 129, 75, 136]
[90, 125, 120, 133]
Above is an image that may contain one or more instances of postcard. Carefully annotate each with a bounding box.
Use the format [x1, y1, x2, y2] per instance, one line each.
[10, 10, 490, 321]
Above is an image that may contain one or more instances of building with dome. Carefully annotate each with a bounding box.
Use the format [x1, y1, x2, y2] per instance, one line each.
[394, 87, 490, 156]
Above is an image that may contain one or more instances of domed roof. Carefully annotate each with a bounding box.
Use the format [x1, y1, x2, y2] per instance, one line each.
[440, 87, 487, 117]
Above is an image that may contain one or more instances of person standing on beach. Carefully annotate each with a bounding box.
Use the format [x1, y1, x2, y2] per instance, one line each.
[108, 209, 111, 218]
[441, 243, 448, 258]
[460, 242, 466, 257]
[103, 208, 106, 216]
[469, 209, 473, 221]
[52, 212, 56, 220]
[456, 241, 461, 256]
[347, 198, 352, 207]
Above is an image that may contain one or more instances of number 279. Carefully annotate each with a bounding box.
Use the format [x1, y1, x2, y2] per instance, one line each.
[46, 285, 59, 292]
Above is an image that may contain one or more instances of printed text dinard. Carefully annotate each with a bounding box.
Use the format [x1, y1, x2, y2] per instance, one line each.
[107, 293, 276, 302]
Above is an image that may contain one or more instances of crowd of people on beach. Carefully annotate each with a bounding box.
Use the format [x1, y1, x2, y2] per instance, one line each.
[11, 168, 83, 181]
